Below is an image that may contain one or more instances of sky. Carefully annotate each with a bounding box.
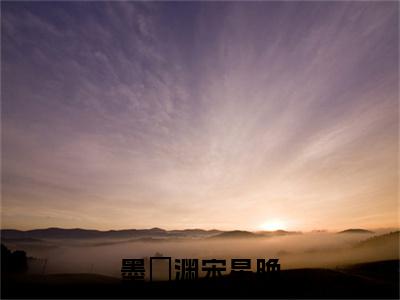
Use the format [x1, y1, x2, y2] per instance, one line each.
[1, 1, 398, 231]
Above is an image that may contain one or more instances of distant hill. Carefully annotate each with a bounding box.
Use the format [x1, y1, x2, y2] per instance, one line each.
[0, 227, 222, 240]
[257, 230, 302, 236]
[210, 230, 259, 239]
[337, 229, 374, 234]
[210, 230, 301, 239]
[354, 231, 399, 248]
[0, 228, 306, 241]
[168, 229, 222, 238]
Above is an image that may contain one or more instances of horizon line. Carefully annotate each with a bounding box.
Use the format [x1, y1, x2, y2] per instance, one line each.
[1, 226, 399, 233]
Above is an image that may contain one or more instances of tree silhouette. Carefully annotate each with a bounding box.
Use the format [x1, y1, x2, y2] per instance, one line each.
[1, 244, 28, 273]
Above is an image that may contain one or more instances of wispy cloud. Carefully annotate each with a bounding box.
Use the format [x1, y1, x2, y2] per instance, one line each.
[1, 2, 398, 230]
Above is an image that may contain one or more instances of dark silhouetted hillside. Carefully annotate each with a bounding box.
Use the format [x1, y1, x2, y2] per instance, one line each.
[2, 260, 398, 298]
[1, 227, 222, 240]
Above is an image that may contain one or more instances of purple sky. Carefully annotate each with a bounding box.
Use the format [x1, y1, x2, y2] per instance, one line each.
[1, 2, 398, 231]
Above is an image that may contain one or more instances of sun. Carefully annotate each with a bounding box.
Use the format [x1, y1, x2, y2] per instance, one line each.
[259, 219, 286, 231]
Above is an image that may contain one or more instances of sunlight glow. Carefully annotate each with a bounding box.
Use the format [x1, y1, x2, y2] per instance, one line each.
[259, 219, 286, 231]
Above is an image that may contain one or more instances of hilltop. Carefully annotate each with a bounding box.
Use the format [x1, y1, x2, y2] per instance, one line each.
[1, 227, 301, 241]
[0, 227, 222, 240]
[337, 228, 374, 234]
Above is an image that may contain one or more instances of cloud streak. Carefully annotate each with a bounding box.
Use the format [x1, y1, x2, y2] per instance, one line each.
[1, 2, 398, 231]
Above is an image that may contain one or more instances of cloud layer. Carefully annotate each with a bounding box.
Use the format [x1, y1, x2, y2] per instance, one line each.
[1, 2, 398, 230]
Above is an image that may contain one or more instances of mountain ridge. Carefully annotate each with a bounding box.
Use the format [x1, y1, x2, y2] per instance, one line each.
[1, 227, 301, 240]
[337, 229, 374, 234]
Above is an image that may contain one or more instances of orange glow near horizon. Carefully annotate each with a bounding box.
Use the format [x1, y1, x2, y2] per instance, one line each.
[259, 220, 287, 231]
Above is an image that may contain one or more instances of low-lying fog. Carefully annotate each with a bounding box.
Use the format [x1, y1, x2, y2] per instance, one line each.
[4, 231, 399, 278]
